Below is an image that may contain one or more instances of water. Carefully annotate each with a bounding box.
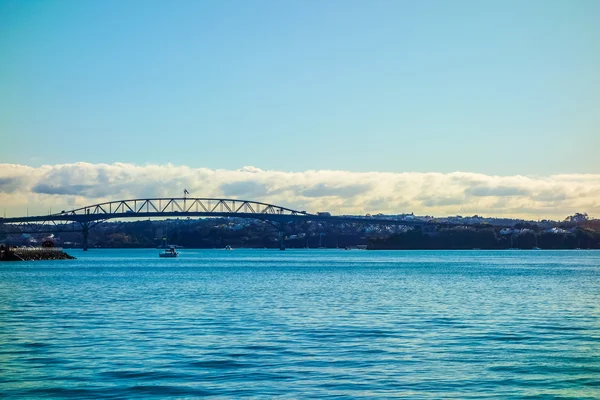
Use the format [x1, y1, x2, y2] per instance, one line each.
[1, 249, 599, 399]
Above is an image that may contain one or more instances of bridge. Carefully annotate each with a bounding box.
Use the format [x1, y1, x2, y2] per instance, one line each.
[0, 197, 436, 250]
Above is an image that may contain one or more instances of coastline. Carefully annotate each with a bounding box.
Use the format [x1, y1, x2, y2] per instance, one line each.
[0, 247, 76, 261]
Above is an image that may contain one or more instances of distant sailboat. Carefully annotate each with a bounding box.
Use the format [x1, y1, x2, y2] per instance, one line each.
[159, 245, 178, 258]
[158, 234, 179, 258]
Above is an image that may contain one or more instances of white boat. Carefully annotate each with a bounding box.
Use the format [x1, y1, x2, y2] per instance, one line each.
[159, 246, 178, 258]
[224, 245, 233, 250]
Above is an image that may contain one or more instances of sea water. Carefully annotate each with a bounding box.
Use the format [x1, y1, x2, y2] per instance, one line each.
[1, 249, 599, 398]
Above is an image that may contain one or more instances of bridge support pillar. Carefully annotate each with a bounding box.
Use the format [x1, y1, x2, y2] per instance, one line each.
[82, 223, 89, 251]
[421, 224, 436, 236]
[279, 228, 285, 250]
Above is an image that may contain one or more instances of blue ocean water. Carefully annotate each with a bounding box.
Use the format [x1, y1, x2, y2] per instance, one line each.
[1, 249, 599, 399]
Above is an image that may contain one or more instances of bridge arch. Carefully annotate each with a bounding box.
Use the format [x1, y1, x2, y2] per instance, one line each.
[58, 197, 311, 222]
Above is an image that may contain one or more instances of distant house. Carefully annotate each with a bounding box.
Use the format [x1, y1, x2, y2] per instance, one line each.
[546, 227, 568, 234]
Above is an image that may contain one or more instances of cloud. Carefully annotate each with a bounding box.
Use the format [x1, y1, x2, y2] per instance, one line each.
[0, 162, 599, 220]
[465, 185, 531, 197]
[32, 183, 96, 196]
[0, 177, 22, 193]
[421, 197, 465, 207]
[220, 181, 269, 198]
[299, 183, 372, 198]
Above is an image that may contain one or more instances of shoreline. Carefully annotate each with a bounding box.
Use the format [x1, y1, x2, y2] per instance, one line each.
[0, 247, 76, 261]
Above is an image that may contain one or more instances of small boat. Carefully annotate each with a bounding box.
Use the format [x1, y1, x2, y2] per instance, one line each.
[224, 245, 233, 250]
[159, 246, 178, 258]
[532, 247, 541, 250]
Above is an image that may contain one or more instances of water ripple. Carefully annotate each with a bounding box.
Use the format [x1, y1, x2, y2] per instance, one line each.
[1, 249, 599, 399]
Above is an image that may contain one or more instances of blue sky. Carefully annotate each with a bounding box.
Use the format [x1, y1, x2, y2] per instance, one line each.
[1, 0, 599, 174]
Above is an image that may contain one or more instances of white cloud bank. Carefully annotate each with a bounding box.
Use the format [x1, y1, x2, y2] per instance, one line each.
[1, 162, 599, 220]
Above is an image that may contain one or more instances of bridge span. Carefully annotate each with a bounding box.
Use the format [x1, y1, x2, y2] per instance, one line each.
[0, 197, 434, 250]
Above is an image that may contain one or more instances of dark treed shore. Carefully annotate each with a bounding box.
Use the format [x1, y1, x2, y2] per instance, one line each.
[368, 227, 600, 250]
[3, 217, 599, 251]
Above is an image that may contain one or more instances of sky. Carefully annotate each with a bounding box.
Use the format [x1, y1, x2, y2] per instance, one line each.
[1, 0, 599, 218]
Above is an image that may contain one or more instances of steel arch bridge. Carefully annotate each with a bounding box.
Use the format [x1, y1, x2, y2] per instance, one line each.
[0, 197, 431, 250]
[1, 198, 312, 223]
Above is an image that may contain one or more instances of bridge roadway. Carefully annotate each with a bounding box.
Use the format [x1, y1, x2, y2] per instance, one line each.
[0, 197, 437, 250]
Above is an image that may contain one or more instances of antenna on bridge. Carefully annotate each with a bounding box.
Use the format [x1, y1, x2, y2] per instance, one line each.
[183, 189, 189, 211]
